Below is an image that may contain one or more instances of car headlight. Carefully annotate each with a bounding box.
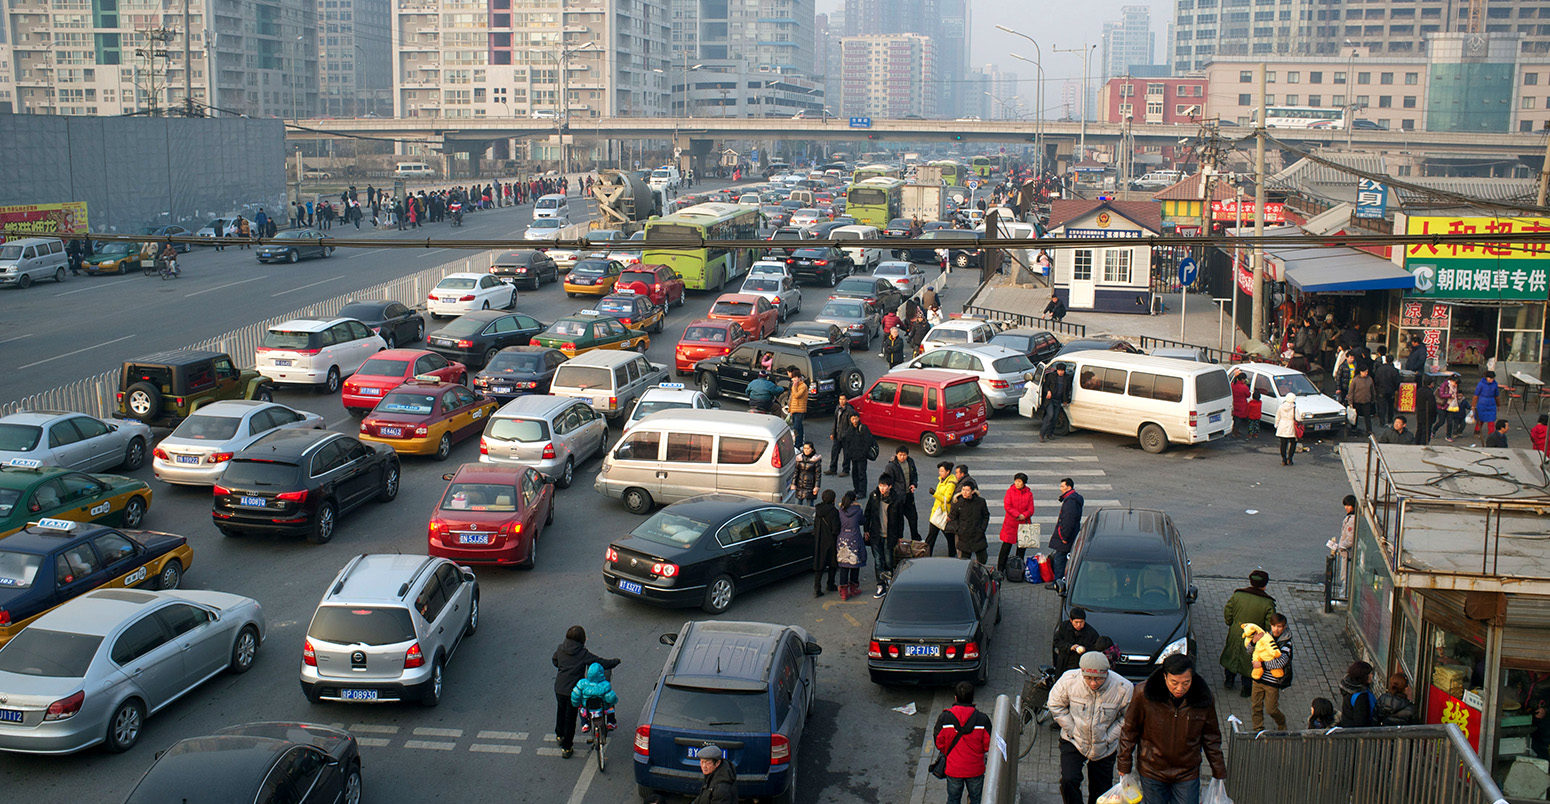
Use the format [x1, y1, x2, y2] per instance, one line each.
[1299, 411, 1312, 420]
[1156, 637, 1188, 662]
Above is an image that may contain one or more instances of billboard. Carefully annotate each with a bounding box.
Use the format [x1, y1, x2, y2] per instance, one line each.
[0, 202, 89, 238]
[1402, 215, 1550, 300]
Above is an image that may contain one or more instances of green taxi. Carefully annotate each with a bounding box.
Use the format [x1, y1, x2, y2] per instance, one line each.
[81, 241, 145, 275]
[532, 311, 651, 358]
[0, 458, 154, 538]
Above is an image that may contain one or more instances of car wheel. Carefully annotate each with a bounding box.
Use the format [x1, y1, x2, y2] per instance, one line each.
[153, 559, 182, 590]
[480, 300, 490, 311]
[377, 462, 400, 501]
[826, 271, 837, 288]
[920, 431, 943, 457]
[421, 657, 444, 707]
[954, 253, 971, 269]
[432, 433, 453, 461]
[556, 457, 575, 489]
[773, 766, 798, 804]
[287, 249, 299, 264]
[229, 625, 260, 674]
[652, 317, 664, 334]
[122, 437, 146, 471]
[16, 273, 31, 289]
[1139, 423, 1169, 454]
[974, 658, 988, 686]
[698, 373, 720, 399]
[122, 496, 148, 528]
[322, 367, 341, 394]
[307, 501, 337, 545]
[104, 699, 145, 753]
[483, 347, 500, 368]
[702, 574, 736, 614]
[302, 684, 322, 703]
[520, 527, 539, 568]
[54, 267, 66, 283]
[383, 332, 397, 349]
[466, 592, 480, 635]
[843, 370, 865, 396]
[415, 321, 426, 342]
[255, 385, 273, 403]
[342, 763, 363, 804]
[125, 382, 163, 421]
[622, 486, 654, 515]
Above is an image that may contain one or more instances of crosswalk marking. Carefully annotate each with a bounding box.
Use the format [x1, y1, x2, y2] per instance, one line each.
[349, 724, 400, 735]
[477, 730, 528, 741]
[470, 744, 523, 754]
[357, 737, 391, 748]
[404, 740, 457, 751]
[963, 441, 1093, 450]
[413, 727, 464, 738]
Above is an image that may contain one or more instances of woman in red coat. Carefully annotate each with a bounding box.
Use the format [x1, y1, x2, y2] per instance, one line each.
[997, 473, 1036, 575]
[1231, 374, 1252, 437]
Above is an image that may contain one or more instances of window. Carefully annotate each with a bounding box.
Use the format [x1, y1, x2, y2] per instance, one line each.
[665, 432, 714, 462]
[1102, 250, 1133, 284]
[1525, 97, 1537, 109]
[1266, 94, 1276, 104]
[1356, 94, 1369, 107]
[1239, 70, 1253, 82]
[1378, 95, 1392, 108]
[897, 383, 925, 409]
[1380, 71, 1394, 84]
[1310, 71, 1323, 83]
[1334, 71, 1346, 84]
[110, 616, 169, 665]
[1238, 93, 1252, 105]
[48, 421, 82, 448]
[1072, 249, 1093, 281]
[1287, 71, 1300, 83]
[1526, 72, 1541, 86]
[1096, 367, 1129, 395]
[613, 430, 658, 461]
[1285, 94, 1299, 105]
[758, 507, 804, 536]
[718, 513, 762, 546]
[414, 577, 447, 622]
[155, 603, 210, 637]
[1266, 71, 1276, 82]
[91, 532, 137, 563]
[55, 543, 100, 585]
[869, 381, 898, 405]
[1357, 71, 1370, 84]
[1309, 94, 1323, 107]
[59, 473, 103, 501]
[717, 436, 766, 465]
[1405, 72, 1419, 85]
[71, 417, 110, 440]
[1403, 95, 1417, 108]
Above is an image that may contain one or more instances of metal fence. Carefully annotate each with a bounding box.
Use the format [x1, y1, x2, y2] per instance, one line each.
[1135, 335, 1254, 365]
[961, 304, 1087, 337]
[1225, 723, 1507, 804]
[978, 694, 1021, 804]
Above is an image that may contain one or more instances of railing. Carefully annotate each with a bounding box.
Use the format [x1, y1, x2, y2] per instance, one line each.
[978, 693, 1020, 804]
[961, 304, 1087, 337]
[1135, 335, 1254, 365]
[1225, 722, 1506, 804]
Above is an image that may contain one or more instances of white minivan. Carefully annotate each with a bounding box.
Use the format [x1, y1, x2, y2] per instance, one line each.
[533, 193, 570, 221]
[594, 409, 796, 513]
[1019, 350, 1233, 453]
[830, 225, 884, 269]
[0, 237, 69, 288]
[394, 161, 435, 178]
[255, 318, 387, 393]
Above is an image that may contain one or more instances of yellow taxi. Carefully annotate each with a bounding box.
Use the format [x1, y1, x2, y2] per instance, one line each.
[358, 377, 499, 460]
[564, 258, 624, 297]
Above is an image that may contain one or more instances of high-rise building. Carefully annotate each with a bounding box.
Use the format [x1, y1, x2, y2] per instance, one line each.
[839, 33, 934, 118]
[666, 0, 818, 117]
[2, 0, 319, 118]
[840, 0, 967, 116]
[815, 12, 843, 110]
[978, 62, 1022, 120]
[318, 0, 391, 117]
[1101, 5, 1154, 83]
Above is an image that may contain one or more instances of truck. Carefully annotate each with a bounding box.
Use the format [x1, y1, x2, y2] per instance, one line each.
[591, 169, 662, 234]
[901, 181, 949, 222]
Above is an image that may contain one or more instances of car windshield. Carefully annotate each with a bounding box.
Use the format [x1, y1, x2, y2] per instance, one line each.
[810, 347, 852, 374]
[437, 317, 485, 337]
[835, 278, 875, 294]
[633, 399, 691, 419]
[529, 219, 561, 230]
[928, 328, 967, 343]
[261, 330, 314, 349]
[99, 241, 138, 256]
[712, 302, 754, 316]
[437, 278, 479, 291]
[0, 245, 24, 260]
[553, 366, 613, 390]
[220, 459, 298, 486]
[338, 303, 385, 321]
[619, 271, 656, 285]
[943, 381, 982, 410]
[545, 320, 588, 338]
[308, 606, 416, 646]
[1069, 558, 1183, 612]
[440, 482, 517, 512]
[1271, 373, 1319, 397]
[376, 392, 436, 415]
[357, 358, 410, 377]
[0, 424, 43, 451]
[597, 299, 636, 315]
[829, 230, 859, 241]
[487, 418, 548, 442]
[486, 353, 545, 373]
[631, 510, 713, 547]
[878, 588, 975, 624]
[653, 685, 771, 730]
[682, 325, 728, 343]
[0, 550, 43, 588]
[573, 262, 611, 276]
[992, 355, 1036, 374]
[0, 629, 102, 677]
[821, 301, 864, 318]
[742, 278, 781, 292]
[170, 414, 242, 441]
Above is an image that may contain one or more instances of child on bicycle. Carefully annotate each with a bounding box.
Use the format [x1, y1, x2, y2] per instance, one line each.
[570, 662, 619, 732]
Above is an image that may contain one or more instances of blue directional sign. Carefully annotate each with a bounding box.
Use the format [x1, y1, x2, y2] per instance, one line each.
[848, 116, 872, 129]
[1355, 178, 1388, 220]
[1178, 257, 1198, 287]
[966, 179, 981, 190]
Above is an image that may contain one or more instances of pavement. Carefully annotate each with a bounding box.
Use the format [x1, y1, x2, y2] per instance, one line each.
[970, 272, 1243, 352]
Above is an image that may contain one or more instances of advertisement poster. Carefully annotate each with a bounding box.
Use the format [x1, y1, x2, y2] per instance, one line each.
[0, 202, 89, 239]
[1403, 216, 1550, 300]
[1210, 200, 1286, 223]
[1426, 685, 1483, 752]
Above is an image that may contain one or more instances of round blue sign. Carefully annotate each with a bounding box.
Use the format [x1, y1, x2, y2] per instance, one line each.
[1178, 257, 1198, 287]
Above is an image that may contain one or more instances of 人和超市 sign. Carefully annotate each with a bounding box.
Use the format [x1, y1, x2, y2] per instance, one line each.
[1403, 216, 1550, 300]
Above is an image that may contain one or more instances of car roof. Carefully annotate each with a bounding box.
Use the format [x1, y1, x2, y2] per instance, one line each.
[327, 554, 442, 602]
[127, 735, 293, 803]
[185, 399, 271, 414]
[667, 620, 792, 685]
[625, 409, 787, 437]
[714, 293, 762, 304]
[339, 299, 394, 311]
[372, 348, 438, 361]
[891, 557, 975, 588]
[0, 522, 123, 555]
[32, 588, 168, 635]
[928, 320, 989, 332]
[496, 250, 544, 263]
[1233, 362, 1301, 376]
[955, 343, 1027, 360]
[125, 349, 228, 366]
[438, 272, 486, 281]
[0, 463, 70, 486]
[876, 369, 980, 386]
[271, 318, 346, 333]
[450, 463, 524, 483]
[555, 349, 640, 367]
[1081, 508, 1181, 560]
[494, 394, 582, 418]
[1059, 350, 1224, 374]
[450, 309, 509, 323]
[997, 328, 1056, 338]
[638, 386, 702, 404]
[240, 428, 338, 458]
[658, 493, 777, 521]
[0, 411, 82, 425]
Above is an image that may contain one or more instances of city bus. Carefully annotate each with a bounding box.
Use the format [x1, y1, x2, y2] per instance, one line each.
[927, 160, 963, 186]
[845, 177, 905, 228]
[970, 155, 1003, 177]
[1257, 106, 1346, 129]
[853, 163, 902, 182]
[641, 203, 761, 291]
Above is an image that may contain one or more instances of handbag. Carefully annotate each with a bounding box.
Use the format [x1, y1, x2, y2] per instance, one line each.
[929, 713, 965, 780]
[929, 507, 949, 529]
[867, 440, 880, 461]
[1016, 523, 1041, 549]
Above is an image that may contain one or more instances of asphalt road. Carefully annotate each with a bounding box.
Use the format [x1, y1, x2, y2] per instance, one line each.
[0, 182, 1349, 803]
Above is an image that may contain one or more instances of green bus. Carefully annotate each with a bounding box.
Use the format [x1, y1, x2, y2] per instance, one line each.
[845, 177, 905, 228]
[970, 155, 1003, 177]
[927, 160, 964, 186]
[853, 163, 902, 182]
[641, 203, 761, 290]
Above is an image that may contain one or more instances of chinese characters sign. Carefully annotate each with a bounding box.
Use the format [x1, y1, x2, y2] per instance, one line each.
[1426, 684, 1482, 752]
[0, 202, 89, 239]
[1403, 216, 1550, 300]
[1210, 200, 1286, 223]
[1399, 301, 1452, 329]
[1355, 179, 1388, 220]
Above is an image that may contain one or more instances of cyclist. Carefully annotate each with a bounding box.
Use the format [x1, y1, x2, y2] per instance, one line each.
[156, 241, 180, 278]
[552, 625, 620, 759]
[570, 662, 619, 734]
[449, 198, 464, 226]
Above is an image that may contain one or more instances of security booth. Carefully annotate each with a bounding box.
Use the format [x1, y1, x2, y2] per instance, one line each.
[1045, 199, 1162, 314]
[1343, 442, 1550, 800]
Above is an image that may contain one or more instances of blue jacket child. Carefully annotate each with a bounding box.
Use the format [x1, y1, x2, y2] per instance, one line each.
[570, 662, 619, 731]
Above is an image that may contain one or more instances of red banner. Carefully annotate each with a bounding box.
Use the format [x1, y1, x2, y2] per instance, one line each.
[1211, 200, 1285, 223]
[0, 202, 89, 239]
[1426, 684, 1482, 752]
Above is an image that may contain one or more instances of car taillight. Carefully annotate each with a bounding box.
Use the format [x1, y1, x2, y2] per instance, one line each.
[867, 641, 882, 658]
[988, 379, 1009, 389]
[213, 484, 231, 496]
[608, 396, 617, 410]
[153, 447, 169, 460]
[429, 520, 447, 535]
[888, 644, 901, 658]
[427, 293, 436, 300]
[404, 642, 425, 669]
[945, 645, 958, 658]
[1189, 410, 1198, 427]
[606, 546, 619, 562]
[566, 274, 576, 282]
[44, 691, 84, 721]
[207, 452, 233, 464]
[459, 295, 476, 302]
[815, 259, 828, 266]
[276, 489, 307, 503]
[456, 339, 473, 348]
[635, 726, 651, 755]
[651, 562, 678, 577]
[302, 639, 317, 666]
[563, 342, 577, 351]
[770, 448, 783, 468]
[965, 641, 981, 660]
[361, 421, 371, 434]
[653, 283, 662, 291]
[542, 442, 556, 460]
[479, 438, 488, 455]
[0, 609, 9, 626]
[503, 522, 523, 536]
[771, 733, 790, 766]
[414, 426, 428, 436]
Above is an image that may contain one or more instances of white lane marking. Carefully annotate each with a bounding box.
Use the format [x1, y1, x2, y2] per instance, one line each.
[55, 277, 140, 297]
[272, 276, 344, 296]
[565, 752, 602, 804]
[908, 689, 951, 804]
[403, 739, 457, 751]
[357, 737, 392, 748]
[412, 727, 464, 738]
[470, 744, 523, 755]
[1020, 455, 1099, 462]
[535, 747, 565, 757]
[343, 248, 387, 259]
[964, 441, 1092, 449]
[185, 275, 269, 298]
[348, 723, 400, 735]
[18, 335, 135, 370]
[477, 730, 528, 740]
[0, 333, 31, 344]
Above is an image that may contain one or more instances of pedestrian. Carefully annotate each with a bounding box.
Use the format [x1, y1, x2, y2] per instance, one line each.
[881, 446, 921, 542]
[1338, 661, 1377, 727]
[1230, 374, 1251, 438]
[1531, 413, 1548, 455]
[1116, 654, 1228, 804]
[828, 394, 857, 475]
[921, 284, 939, 312]
[865, 476, 903, 597]
[836, 491, 866, 600]
[996, 473, 1035, 575]
[688, 745, 737, 804]
[792, 442, 822, 505]
[1414, 372, 1437, 446]
[947, 481, 989, 564]
[236, 215, 252, 248]
[1275, 393, 1299, 466]
[787, 367, 809, 446]
[1049, 478, 1083, 585]
[1327, 495, 1356, 601]
[1485, 420, 1510, 447]
[254, 207, 269, 239]
[935, 682, 993, 804]
[1473, 370, 1501, 436]
[1403, 334, 1429, 373]
[1349, 367, 1375, 436]
[1308, 697, 1336, 729]
[839, 412, 877, 500]
[1434, 375, 1464, 442]
[1049, 651, 1133, 804]
[926, 461, 958, 557]
[746, 371, 780, 414]
[1220, 569, 1276, 698]
[1375, 415, 1411, 444]
[551, 625, 620, 759]
[1375, 672, 1417, 726]
[812, 488, 840, 597]
[1041, 363, 1070, 442]
[1247, 613, 1293, 731]
[1051, 607, 1109, 677]
[883, 326, 908, 367]
[1373, 346, 1399, 423]
[1044, 294, 1068, 322]
[1245, 391, 1264, 439]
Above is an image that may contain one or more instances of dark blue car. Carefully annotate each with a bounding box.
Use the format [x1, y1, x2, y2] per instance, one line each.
[635, 620, 820, 804]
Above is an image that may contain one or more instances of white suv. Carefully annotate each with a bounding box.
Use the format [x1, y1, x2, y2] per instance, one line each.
[256, 318, 386, 393]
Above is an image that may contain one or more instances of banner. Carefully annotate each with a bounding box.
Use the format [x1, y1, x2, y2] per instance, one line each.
[1210, 200, 1285, 223]
[1426, 684, 1482, 752]
[1403, 216, 1550, 300]
[0, 202, 89, 238]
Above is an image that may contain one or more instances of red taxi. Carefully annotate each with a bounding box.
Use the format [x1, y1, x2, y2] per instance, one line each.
[615, 264, 686, 308]
[707, 293, 779, 340]
[674, 319, 750, 376]
[851, 369, 988, 457]
[342, 349, 467, 415]
[358, 378, 496, 460]
[427, 463, 553, 567]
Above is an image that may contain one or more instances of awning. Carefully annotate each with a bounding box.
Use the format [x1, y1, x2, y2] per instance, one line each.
[1277, 246, 1417, 293]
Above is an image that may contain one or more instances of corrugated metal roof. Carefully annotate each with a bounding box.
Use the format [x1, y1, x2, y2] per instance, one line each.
[1267, 153, 1386, 191]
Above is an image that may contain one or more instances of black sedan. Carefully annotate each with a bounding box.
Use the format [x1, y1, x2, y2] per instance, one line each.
[1053, 338, 1144, 359]
[491, 249, 560, 289]
[123, 722, 361, 804]
[830, 275, 904, 316]
[786, 246, 854, 287]
[868, 558, 1000, 686]
[780, 321, 848, 349]
[991, 328, 1063, 366]
[425, 310, 547, 369]
[906, 229, 981, 267]
[884, 218, 915, 238]
[256, 229, 332, 263]
[1059, 508, 1196, 681]
[339, 299, 426, 349]
[213, 430, 399, 544]
[603, 494, 815, 614]
[471, 345, 567, 401]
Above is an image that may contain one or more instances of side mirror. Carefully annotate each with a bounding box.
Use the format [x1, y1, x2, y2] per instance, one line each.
[442, 473, 456, 481]
[1186, 585, 1199, 604]
[659, 633, 679, 647]
[805, 640, 823, 656]
[1023, 371, 1035, 382]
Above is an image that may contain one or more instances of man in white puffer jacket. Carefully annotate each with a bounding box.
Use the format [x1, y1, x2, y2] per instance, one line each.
[1048, 651, 1135, 804]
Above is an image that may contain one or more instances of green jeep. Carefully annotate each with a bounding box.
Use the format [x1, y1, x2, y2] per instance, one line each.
[118, 349, 273, 427]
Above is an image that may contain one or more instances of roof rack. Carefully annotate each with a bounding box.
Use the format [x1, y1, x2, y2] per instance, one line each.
[331, 554, 369, 596]
[396, 557, 440, 599]
[767, 334, 829, 347]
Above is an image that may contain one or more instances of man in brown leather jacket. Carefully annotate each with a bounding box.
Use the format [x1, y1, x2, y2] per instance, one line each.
[1116, 654, 1227, 803]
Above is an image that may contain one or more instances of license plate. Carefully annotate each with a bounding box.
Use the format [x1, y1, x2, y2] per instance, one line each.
[380, 427, 403, 437]
[175, 455, 199, 464]
[1009, 383, 1024, 391]
[341, 689, 379, 701]
[432, 338, 452, 346]
[904, 645, 940, 657]
[961, 433, 976, 443]
[1209, 412, 1223, 423]
[493, 386, 512, 394]
[459, 533, 492, 545]
[1312, 423, 1332, 431]
[363, 387, 382, 396]
[273, 359, 292, 367]
[239, 496, 266, 508]
[0, 709, 21, 723]
[618, 579, 643, 595]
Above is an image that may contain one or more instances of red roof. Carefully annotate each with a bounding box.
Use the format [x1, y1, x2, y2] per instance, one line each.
[1047, 200, 1163, 234]
[1151, 173, 1238, 202]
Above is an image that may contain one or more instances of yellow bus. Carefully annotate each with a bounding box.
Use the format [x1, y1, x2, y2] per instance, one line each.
[927, 160, 964, 186]
[641, 203, 761, 291]
[845, 177, 905, 228]
[853, 163, 902, 182]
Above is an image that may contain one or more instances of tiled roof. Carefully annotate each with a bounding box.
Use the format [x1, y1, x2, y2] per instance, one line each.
[1151, 173, 1241, 201]
[1047, 199, 1164, 234]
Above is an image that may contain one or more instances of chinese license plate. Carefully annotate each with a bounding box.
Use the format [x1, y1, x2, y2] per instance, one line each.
[176, 455, 199, 464]
[1311, 423, 1332, 431]
[363, 387, 382, 396]
[341, 689, 379, 701]
[618, 579, 643, 595]
[0, 709, 22, 723]
[493, 386, 512, 394]
[960, 433, 976, 443]
[459, 533, 492, 545]
[904, 645, 940, 658]
[380, 427, 403, 437]
[272, 359, 292, 367]
[239, 496, 266, 508]
[1209, 412, 1223, 423]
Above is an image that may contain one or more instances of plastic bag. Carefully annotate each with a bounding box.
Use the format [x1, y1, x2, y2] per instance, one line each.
[1095, 772, 1143, 804]
[1203, 778, 1234, 804]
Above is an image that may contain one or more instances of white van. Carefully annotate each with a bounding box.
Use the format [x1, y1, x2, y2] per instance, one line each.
[533, 193, 570, 221]
[394, 161, 435, 178]
[830, 225, 884, 269]
[0, 237, 69, 288]
[594, 409, 796, 513]
[1019, 350, 1233, 453]
[649, 166, 681, 193]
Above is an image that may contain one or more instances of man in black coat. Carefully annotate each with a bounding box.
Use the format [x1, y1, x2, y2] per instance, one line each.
[552, 626, 620, 758]
[1041, 364, 1070, 442]
[840, 412, 877, 500]
[865, 476, 904, 597]
[828, 394, 858, 475]
[813, 489, 840, 596]
[1372, 347, 1400, 423]
[881, 446, 921, 541]
[1050, 478, 1084, 586]
[1403, 335, 1429, 373]
[947, 481, 991, 563]
[1051, 607, 1112, 676]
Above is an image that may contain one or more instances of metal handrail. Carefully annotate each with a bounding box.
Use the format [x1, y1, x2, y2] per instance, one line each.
[961, 304, 1087, 337]
[1135, 335, 1254, 365]
[979, 693, 1020, 804]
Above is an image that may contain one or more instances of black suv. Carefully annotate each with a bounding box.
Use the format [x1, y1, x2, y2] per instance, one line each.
[694, 335, 864, 413]
[784, 247, 854, 287]
[118, 350, 273, 427]
[213, 429, 400, 544]
[489, 250, 559, 289]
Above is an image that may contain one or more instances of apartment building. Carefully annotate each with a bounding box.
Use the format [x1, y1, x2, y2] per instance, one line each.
[839, 32, 933, 119]
[1099, 76, 1208, 124]
[318, 0, 390, 117]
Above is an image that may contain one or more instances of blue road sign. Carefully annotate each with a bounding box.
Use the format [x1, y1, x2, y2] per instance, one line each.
[848, 117, 872, 129]
[1178, 257, 1198, 287]
[966, 179, 981, 190]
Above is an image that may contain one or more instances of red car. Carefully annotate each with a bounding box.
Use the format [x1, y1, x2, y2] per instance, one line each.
[616, 264, 686, 309]
[343, 349, 467, 415]
[675, 319, 750, 376]
[707, 293, 778, 340]
[852, 369, 988, 457]
[427, 463, 554, 567]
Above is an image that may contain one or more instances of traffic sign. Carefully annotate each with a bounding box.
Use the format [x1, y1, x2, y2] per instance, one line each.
[1178, 257, 1198, 287]
[966, 179, 981, 190]
[848, 116, 872, 129]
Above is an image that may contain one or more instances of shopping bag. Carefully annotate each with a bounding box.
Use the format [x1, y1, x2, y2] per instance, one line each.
[929, 508, 949, 529]
[1016, 523, 1041, 549]
[1203, 779, 1234, 804]
[1033, 553, 1056, 583]
[1464, 409, 1476, 426]
[1095, 772, 1143, 804]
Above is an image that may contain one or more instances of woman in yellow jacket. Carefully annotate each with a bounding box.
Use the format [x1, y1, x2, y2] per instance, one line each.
[925, 460, 958, 556]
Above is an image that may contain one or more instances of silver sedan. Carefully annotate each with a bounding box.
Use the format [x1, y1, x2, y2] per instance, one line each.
[0, 411, 152, 473]
[0, 588, 265, 754]
[152, 400, 324, 485]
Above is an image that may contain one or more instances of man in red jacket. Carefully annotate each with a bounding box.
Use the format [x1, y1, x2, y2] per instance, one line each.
[935, 682, 993, 803]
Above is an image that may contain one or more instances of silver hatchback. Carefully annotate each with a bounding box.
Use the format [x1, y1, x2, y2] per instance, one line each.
[892, 343, 1037, 411]
[478, 394, 608, 489]
[0, 411, 153, 473]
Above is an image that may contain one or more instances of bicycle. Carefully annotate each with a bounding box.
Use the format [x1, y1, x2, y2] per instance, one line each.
[583, 695, 612, 772]
[1011, 663, 1057, 759]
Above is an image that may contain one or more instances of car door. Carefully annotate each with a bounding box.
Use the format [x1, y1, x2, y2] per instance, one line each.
[714, 512, 769, 586]
[52, 540, 111, 600]
[434, 562, 470, 651]
[484, 315, 518, 351]
[335, 438, 379, 508]
[258, 745, 332, 804]
[512, 314, 544, 345]
[55, 472, 119, 525]
[346, 321, 380, 373]
[109, 613, 185, 711]
[90, 530, 147, 586]
[756, 507, 814, 576]
[551, 403, 581, 462]
[863, 380, 900, 440]
[384, 302, 413, 343]
[210, 356, 243, 399]
[448, 386, 488, 441]
[720, 345, 758, 398]
[67, 416, 120, 471]
[45, 419, 91, 470]
[155, 602, 227, 682]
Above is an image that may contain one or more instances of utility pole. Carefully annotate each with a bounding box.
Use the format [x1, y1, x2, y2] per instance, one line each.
[181, 0, 194, 116]
[1252, 64, 1268, 342]
[136, 28, 175, 116]
[1537, 134, 1550, 206]
[1192, 118, 1221, 339]
[1053, 43, 1097, 163]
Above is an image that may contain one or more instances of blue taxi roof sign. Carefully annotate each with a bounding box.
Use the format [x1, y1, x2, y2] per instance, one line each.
[5, 458, 43, 469]
[32, 518, 78, 532]
[658, 382, 686, 390]
[578, 309, 601, 316]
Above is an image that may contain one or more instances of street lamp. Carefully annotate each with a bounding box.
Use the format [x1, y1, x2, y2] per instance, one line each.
[1344, 40, 1360, 150]
[996, 24, 1044, 174]
[1053, 42, 1097, 164]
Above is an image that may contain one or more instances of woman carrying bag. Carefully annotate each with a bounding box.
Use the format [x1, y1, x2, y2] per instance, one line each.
[996, 473, 1036, 576]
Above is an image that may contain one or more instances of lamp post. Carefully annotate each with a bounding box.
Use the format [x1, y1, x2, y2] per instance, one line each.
[1053, 42, 1097, 164]
[996, 24, 1044, 175]
[1344, 40, 1360, 151]
[556, 40, 598, 173]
